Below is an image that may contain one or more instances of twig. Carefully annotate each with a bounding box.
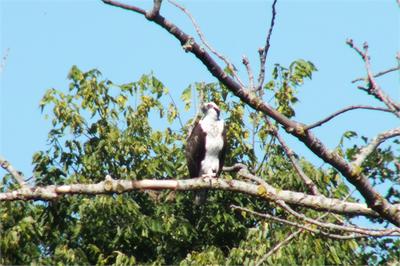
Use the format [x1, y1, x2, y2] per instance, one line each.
[266, 119, 321, 195]
[257, 0, 278, 91]
[102, 0, 146, 15]
[305, 105, 392, 130]
[0, 155, 27, 188]
[166, 90, 184, 129]
[276, 199, 400, 237]
[168, 0, 245, 88]
[242, 55, 255, 90]
[346, 39, 400, 117]
[352, 127, 400, 167]
[231, 205, 368, 240]
[351, 66, 400, 83]
[186, 86, 204, 141]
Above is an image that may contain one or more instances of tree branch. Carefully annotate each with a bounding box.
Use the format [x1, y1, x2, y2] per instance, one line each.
[102, 0, 146, 15]
[276, 199, 400, 237]
[346, 39, 400, 117]
[231, 205, 369, 240]
[0, 174, 385, 218]
[242, 55, 255, 90]
[351, 65, 400, 83]
[266, 119, 321, 195]
[146, 0, 162, 19]
[305, 105, 393, 130]
[352, 127, 400, 167]
[257, 0, 278, 91]
[0, 155, 27, 188]
[101, 1, 400, 226]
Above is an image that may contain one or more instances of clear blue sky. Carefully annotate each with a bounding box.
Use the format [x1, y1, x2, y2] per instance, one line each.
[1, 0, 399, 194]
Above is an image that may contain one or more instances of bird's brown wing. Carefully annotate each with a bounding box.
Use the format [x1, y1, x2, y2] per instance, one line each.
[185, 122, 206, 178]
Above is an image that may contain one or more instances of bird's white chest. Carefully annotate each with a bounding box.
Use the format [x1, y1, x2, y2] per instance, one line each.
[199, 119, 224, 175]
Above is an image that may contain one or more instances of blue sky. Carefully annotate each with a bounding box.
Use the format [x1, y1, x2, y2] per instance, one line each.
[1, 0, 399, 196]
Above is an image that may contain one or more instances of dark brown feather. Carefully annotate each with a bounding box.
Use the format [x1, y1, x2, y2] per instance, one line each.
[185, 122, 206, 178]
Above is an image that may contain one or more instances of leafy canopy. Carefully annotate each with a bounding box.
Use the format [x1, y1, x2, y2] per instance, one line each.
[3, 61, 396, 264]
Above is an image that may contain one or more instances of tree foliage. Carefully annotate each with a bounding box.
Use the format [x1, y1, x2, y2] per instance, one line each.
[1, 65, 374, 265]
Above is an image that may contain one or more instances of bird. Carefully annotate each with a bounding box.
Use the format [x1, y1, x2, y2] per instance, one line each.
[185, 102, 227, 205]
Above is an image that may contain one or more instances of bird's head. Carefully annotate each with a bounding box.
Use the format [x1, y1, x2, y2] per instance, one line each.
[202, 102, 221, 119]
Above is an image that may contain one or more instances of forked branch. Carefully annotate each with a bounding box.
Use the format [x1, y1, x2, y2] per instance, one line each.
[346, 39, 400, 117]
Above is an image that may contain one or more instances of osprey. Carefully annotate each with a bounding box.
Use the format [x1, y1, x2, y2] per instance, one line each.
[185, 102, 227, 205]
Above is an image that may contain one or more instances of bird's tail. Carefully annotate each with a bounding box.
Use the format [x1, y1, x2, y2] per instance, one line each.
[194, 190, 208, 205]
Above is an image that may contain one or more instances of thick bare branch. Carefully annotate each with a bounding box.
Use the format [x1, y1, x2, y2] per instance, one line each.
[347, 39, 400, 117]
[352, 127, 400, 167]
[351, 65, 400, 83]
[0, 174, 384, 218]
[305, 105, 393, 130]
[0, 155, 27, 188]
[257, 0, 278, 91]
[102, 1, 400, 226]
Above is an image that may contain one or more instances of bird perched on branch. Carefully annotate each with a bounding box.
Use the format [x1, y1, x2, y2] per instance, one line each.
[185, 102, 227, 205]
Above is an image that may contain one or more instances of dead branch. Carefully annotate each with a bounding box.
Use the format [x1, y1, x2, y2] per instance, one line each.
[0, 155, 27, 188]
[257, 0, 278, 91]
[276, 199, 400, 237]
[305, 105, 393, 130]
[352, 127, 400, 167]
[231, 205, 370, 239]
[242, 55, 255, 90]
[266, 119, 321, 195]
[351, 65, 400, 83]
[346, 39, 400, 117]
[0, 173, 384, 218]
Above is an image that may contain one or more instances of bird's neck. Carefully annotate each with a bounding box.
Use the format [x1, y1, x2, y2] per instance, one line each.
[203, 110, 219, 122]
